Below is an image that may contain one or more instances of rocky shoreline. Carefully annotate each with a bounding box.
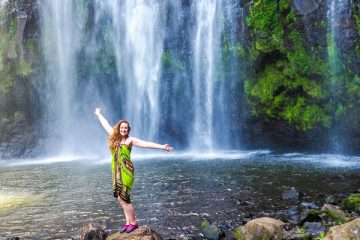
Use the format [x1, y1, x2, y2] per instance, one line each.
[77, 189, 360, 240]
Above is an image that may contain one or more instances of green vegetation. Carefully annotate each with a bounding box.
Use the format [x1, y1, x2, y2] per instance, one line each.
[245, 0, 332, 130]
[0, 5, 36, 94]
[316, 232, 325, 240]
[342, 193, 360, 213]
[352, 3, 360, 60]
[233, 227, 245, 240]
[162, 51, 184, 71]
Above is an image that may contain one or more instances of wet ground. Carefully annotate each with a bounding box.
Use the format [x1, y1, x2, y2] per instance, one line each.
[1, 151, 360, 239]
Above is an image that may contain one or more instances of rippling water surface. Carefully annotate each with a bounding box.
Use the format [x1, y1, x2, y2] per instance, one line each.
[1, 151, 360, 239]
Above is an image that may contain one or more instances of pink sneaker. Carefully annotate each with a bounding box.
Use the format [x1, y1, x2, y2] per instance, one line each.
[119, 225, 129, 233]
[126, 223, 139, 233]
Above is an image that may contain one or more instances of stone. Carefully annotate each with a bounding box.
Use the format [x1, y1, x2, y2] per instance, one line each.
[200, 219, 225, 240]
[303, 222, 325, 235]
[299, 209, 322, 224]
[325, 195, 337, 204]
[283, 229, 312, 240]
[106, 226, 163, 240]
[324, 218, 360, 240]
[301, 202, 319, 209]
[80, 223, 107, 240]
[234, 217, 285, 240]
[321, 204, 349, 224]
[282, 187, 300, 200]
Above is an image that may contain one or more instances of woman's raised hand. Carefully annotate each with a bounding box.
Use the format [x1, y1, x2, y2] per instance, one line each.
[94, 107, 101, 116]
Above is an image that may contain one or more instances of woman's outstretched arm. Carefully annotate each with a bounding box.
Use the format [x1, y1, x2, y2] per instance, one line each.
[130, 137, 173, 151]
[94, 107, 114, 135]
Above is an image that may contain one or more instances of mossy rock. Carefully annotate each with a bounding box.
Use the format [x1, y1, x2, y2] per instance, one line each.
[234, 217, 285, 240]
[342, 193, 360, 213]
[324, 218, 360, 240]
[321, 204, 349, 225]
[233, 227, 246, 240]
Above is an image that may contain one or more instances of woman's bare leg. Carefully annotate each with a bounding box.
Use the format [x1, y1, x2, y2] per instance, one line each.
[118, 197, 136, 225]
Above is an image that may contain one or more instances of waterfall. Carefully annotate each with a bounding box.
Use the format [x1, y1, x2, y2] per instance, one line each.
[191, 0, 219, 151]
[38, 0, 86, 155]
[191, 0, 242, 151]
[326, 0, 353, 152]
[35, 0, 244, 156]
[107, 1, 165, 139]
[327, 0, 352, 81]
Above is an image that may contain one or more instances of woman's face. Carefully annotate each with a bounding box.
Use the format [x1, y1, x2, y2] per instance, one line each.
[119, 122, 129, 137]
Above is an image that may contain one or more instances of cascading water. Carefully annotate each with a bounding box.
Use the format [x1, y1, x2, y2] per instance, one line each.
[35, 0, 244, 157]
[190, 0, 242, 151]
[38, 0, 86, 155]
[326, 0, 353, 152]
[327, 0, 352, 77]
[106, 1, 165, 139]
[191, 0, 219, 151]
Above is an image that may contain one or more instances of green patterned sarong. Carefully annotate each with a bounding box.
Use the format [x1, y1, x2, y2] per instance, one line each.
[111, 144, 134, 203]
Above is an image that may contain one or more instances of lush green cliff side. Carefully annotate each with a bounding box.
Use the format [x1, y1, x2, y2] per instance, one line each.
[242, 0, 360, 152]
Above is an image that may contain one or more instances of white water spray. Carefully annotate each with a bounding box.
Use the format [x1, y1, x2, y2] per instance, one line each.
[191, 0, 222, 151]
[38, 0, 85, 155]
[107, 1, 165, 139]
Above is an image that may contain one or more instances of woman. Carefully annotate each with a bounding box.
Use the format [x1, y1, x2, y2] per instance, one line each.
[94, 107, 173, 233]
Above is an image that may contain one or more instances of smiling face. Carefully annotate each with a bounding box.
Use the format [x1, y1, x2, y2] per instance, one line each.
[119, 122, 129, 137]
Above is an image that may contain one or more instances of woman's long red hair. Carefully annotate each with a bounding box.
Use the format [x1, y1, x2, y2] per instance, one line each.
[108, 120, 131, 152]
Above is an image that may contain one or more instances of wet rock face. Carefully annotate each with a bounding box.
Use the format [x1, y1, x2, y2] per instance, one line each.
[292, 0, 319, 15]
[239, 0, 251, 8]
[0, 0, 43, 159]
[0, 112, 41, 159]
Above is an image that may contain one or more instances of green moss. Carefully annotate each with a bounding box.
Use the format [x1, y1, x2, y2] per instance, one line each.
[352, 3, 360, 60]
[246, 59, 330, 130]
[335, 104, 346, 118]
[233, 227, 246, 240]
[347, 75, 360, 99]
[200, 219, 209, 229]
[162, 51, 184, 71]
[162, 51, 172, 69]
[7, 18, 16, 41]
[353, 4, 360, 35]
[342, 193, 360, 213]
[13, 111, 20, 120]
[0, 35, 3, 71]
[0, 2, 38, 97]
[279, 0, 289, 11]
[244, 0, 335, 131]
[25, 38, 37, 54]
[247, 0, 285, 53]
[316, 232, 325, 240]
